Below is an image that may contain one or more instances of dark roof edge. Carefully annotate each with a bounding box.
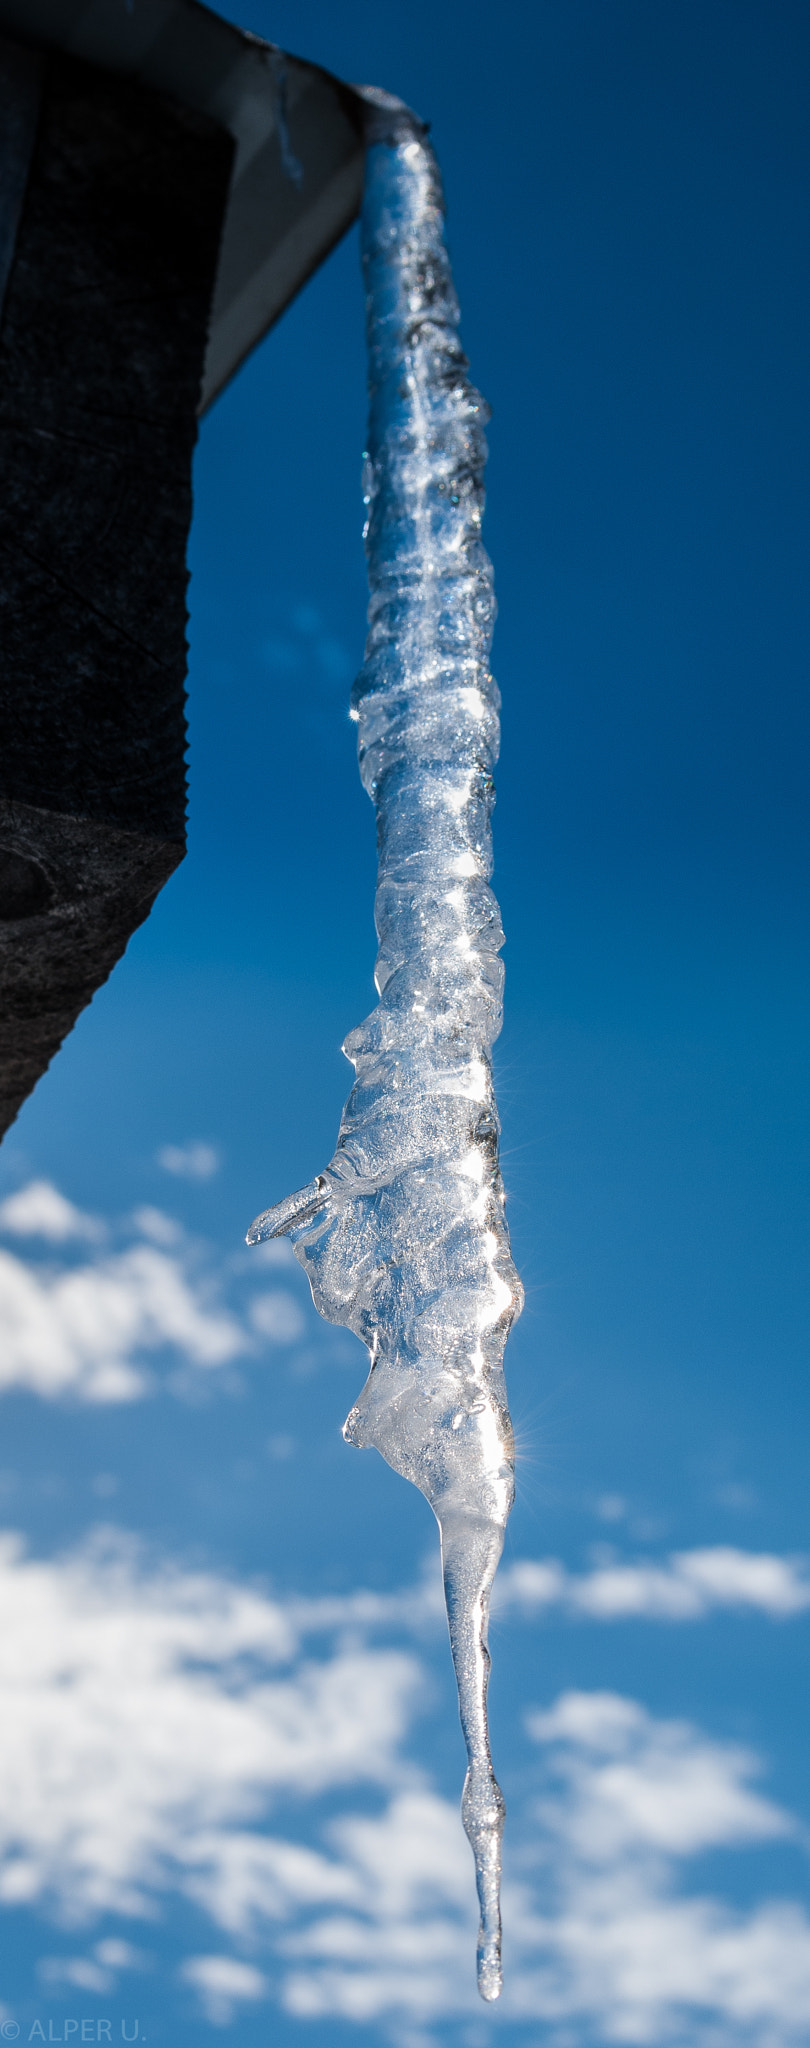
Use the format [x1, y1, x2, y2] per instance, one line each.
[0, 0, 371, 407]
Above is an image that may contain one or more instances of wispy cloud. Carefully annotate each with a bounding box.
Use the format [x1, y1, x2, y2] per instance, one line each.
[179, 1955, 267, 2026]
[1, 1181, 809, 2043]
[0, 1182, 309, 1401]
[0, 1180, 104, 1244]
[0, 1234, 244, 1400]
[249, 1291, 305, 1344]
[527, 1689, 791, 1856]
[500, 1690, 810, 2047]
[0, 1531, 422, 1926]
[157, 1144, 220, 1182]
[497, 1547, 810, 1620]
[1, 1535, 810, 2043]
[39, 1940, 147, 1996]
[278, 1690, 810, 2043]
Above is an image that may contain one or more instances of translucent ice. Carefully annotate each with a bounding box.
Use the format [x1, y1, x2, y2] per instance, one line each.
[248, 92, 523, 2001]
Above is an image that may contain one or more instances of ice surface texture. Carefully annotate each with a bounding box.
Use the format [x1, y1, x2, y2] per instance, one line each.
[248, 98, 523, 2001]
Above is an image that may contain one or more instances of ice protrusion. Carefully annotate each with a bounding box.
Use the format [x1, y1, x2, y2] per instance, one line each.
[248, 94, 522, 2001]
[247, 1177, 330, 1242]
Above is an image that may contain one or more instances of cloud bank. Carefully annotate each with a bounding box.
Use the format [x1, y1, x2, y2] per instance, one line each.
[2, 1179, 810, 2043]
[0, 1534, 809, 2044]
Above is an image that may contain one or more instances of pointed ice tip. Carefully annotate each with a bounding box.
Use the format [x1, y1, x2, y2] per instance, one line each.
[246, 1176, 331, 1245]
[477, 1947, 502, 2002]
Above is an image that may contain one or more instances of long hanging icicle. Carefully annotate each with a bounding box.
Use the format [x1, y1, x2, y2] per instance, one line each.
[248, 89, 522, 2002]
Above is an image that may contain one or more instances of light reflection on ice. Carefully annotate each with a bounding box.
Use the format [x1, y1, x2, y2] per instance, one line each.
[248, 87, 522, 2001]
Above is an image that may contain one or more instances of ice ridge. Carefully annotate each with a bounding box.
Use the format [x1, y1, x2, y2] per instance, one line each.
[248, 97, 523, 2002]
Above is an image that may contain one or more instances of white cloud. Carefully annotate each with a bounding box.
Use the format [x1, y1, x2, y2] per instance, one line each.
[180, 1955, 267, 2025]
[249, 1291, 305, 1344]
[499, 1690, 810, 2047]
[0, 1182, 315, 1401]
[0, 1238, 246, 1400]
[1, 1178, 809, 2041]
[0, 1533, 422, 1924]
[95, 1939, 147, 1972]
[527, 1691, 791, 1858]
[0, 1536, 809, 2043]
[157, 1144, 220, 1182]
[38, 1940, 146, 1995]
[267, 1434, 295, 1461]
[675, 1548, 810, 1614]
[0, 1180, 103, 1244]
[497, 1547, 810, 1621]
[278, 1692, 810, 2044]
[39, 1953, 115, 1994]
[595, 1492, 628, 1523]
[279, 1797, 476, 2029]
[131, 1206, 183, 1247]
[248, 1238, 298, 1270]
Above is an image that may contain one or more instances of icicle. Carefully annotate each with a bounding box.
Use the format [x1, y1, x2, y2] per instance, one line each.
[247, 89, 523, 2002]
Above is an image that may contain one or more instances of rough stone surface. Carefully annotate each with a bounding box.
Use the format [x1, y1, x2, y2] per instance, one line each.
[0, 50, 233, 1137]
[0, 798, 183, 1136]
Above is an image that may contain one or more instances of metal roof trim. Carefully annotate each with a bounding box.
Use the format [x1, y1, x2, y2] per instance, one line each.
[0, 0, 367, 408]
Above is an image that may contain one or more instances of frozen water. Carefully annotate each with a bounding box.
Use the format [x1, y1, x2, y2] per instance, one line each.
[248, 93, 523, 2002]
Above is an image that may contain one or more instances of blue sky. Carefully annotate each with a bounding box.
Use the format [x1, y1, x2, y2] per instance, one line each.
[0, 2, 808, 2043]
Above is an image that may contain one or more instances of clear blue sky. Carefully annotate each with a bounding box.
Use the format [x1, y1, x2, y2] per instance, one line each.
[0, 4, 808, 2044]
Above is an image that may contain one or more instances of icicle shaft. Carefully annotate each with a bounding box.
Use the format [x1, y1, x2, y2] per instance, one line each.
[248, 96, 522, 2001]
